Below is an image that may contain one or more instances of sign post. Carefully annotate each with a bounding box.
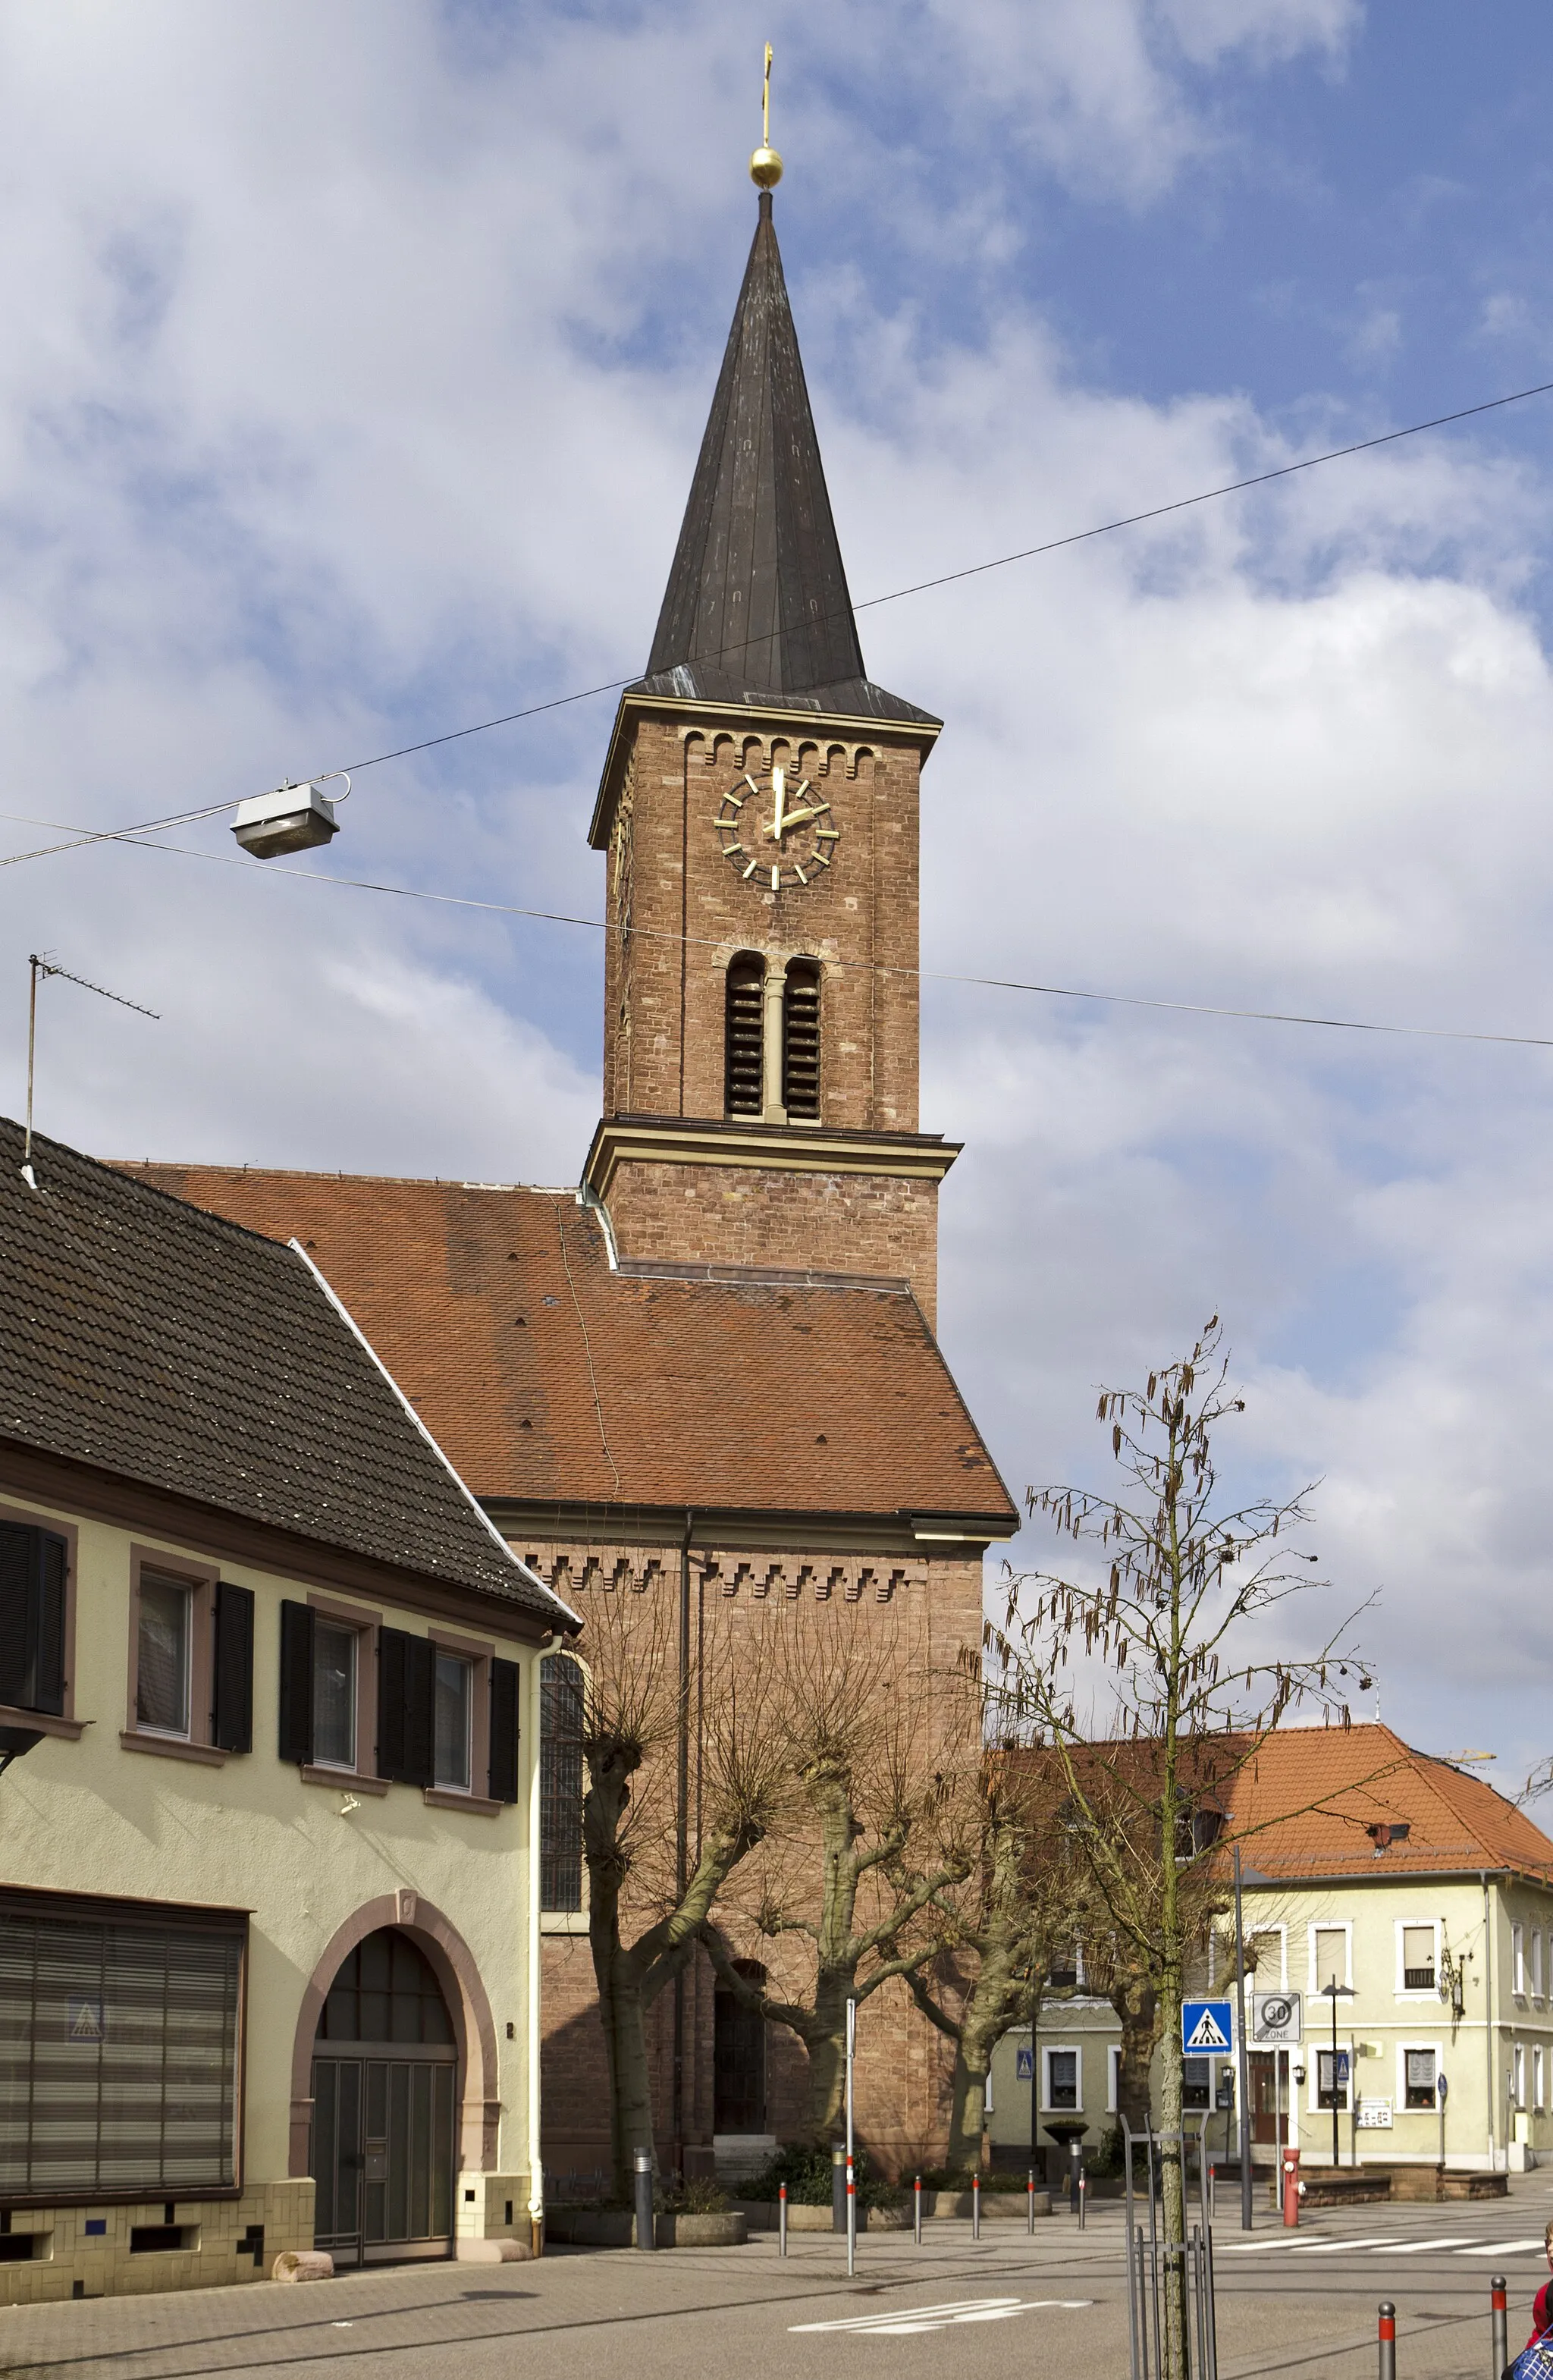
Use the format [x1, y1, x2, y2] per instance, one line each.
[1234, 1845, 1253, 2231]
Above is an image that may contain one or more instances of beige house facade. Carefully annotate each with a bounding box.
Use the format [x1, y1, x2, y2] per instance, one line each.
[0, 1127, 576, 2300]
[988, 1725, 1553, 2178]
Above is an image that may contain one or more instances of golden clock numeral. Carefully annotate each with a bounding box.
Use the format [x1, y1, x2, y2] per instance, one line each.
[795, 779, 811, 799]
[723, 842, 743, 856]
[813, 852, 831, 868]
[794, 864, 808, 884]
[770, 866, 780, 890]
[816, 828, 839, 842]
[742, 858, 759, 880]
[743, 774, 760, 795]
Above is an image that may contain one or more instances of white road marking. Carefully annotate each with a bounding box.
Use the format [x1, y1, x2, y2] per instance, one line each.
[1222, 2237, 1307, 2253]
[1457, 2240, 1548, 2256]
[791, 2297, 1091, 2337]
[1384, 2237, 1476, 2254]
[1288, 2237, 1397, 2254]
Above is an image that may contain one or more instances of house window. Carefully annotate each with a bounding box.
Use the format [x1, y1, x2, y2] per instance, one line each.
[433, 1653, 472, 1791]
[725, 955, 764, 1117]
[1533, 1931, 1545, 1999]
[1107, 2046, 1121, 2112]
[0, 1518, 69, 1717]
[1513, 2043, 1528, 2110]
[127, 1557, 253, 1756]
[136, 1573, 192, 1736]
[1535, 2046, 1545, 2112]
[313, 1622, 358, 1769]
[1313, 1926, 1348, 1991]
[1514, 1926, 1526, 1997]
[540, 1653, 585, 1912]
[1404, 2049, 1436, 2110]
[0, 1885, 244, 2198]
[781, 959, 821, 1119]
[1044, 2047, 1080, 2110]
[1402, 1926, 1436, 1992]
[1316, 2050, 1349, 2111]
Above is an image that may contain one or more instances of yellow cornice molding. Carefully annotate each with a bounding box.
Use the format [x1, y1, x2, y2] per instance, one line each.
[583, 1114, 961, 1201]
[588, 689, 943, 852]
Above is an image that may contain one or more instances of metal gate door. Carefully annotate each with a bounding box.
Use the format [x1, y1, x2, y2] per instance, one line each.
[312, 2055, 455, 2264]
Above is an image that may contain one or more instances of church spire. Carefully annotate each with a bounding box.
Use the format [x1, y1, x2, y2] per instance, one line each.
[645, 187, 867, 704]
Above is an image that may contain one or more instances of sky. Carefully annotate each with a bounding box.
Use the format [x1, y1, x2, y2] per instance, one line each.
[4, 1, 1553, 1779]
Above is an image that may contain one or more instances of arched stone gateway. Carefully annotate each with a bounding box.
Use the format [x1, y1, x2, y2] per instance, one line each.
[290, 1895, 500, 2266]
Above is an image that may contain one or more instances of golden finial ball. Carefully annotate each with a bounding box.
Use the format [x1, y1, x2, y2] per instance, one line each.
[749, 144, 783, 189]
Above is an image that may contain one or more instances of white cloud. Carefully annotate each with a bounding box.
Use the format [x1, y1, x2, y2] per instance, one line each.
[2, 0, 1552, 1789]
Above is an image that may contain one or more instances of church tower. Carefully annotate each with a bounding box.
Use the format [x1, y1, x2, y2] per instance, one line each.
[583, 171, 958, 1322]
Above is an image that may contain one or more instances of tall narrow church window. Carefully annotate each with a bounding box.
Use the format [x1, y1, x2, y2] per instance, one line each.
[782, 960, 821, 1119]
[540, 1653, 585, 1913]
[725, 954, 764, 1116]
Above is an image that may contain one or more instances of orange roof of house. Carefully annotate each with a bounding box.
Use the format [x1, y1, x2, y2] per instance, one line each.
[111, 1165, 1016, 1530]
[1223, 1723, 1553, 1885]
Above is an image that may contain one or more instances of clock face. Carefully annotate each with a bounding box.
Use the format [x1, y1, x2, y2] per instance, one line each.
[712, 765, 839, 891]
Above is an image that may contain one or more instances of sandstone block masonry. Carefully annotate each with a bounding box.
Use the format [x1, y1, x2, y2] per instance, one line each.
[604, 1161, 942, 1326]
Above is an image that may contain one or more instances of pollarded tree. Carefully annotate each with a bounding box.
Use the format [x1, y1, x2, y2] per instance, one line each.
[702, 1612, 977, 2144]
[578, 1587, 786, 2201]
[987, 1320, 1374, 2380]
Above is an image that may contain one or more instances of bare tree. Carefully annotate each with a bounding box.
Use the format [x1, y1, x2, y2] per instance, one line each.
[899, 1750, 1080, 2173]
[579, 1589, 786, 2201]
[703, 1613, 976, 2145]
[988, 1320, 1371, 2380]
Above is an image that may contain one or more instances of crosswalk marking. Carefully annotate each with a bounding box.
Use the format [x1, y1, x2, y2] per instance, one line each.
[1457, 2240, 1548, 2257]
[1385, 2237, 1476, 2254]
[1288, 2237, 1396, 2255]
[791, 2298, 1092, 2338]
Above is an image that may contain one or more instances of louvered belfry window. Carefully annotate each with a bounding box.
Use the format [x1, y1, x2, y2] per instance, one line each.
[782, 959, 821, 1119]
[0, 1889, 244, 2198]
[725, 954, 764, 1116]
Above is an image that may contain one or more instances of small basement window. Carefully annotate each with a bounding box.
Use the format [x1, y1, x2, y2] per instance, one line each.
[130, 2224, 193, 2253]
[0, 2235, 36, 2263]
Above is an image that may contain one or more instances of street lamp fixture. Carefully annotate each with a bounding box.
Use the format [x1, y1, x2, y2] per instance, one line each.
[1319, 1980, 1355, 2169]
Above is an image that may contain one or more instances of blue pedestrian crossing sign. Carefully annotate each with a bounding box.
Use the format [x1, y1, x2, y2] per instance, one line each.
[1181, 1999, 1235, 2053]
[1015, 2047, 1034, 2080]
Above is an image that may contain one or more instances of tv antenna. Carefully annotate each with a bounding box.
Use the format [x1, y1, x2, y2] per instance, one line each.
[23, 953, 160, 1189]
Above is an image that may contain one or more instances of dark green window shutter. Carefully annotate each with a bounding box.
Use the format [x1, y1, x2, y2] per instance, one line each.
[278, 1601, 314, 1763]
[212, 1582, 254, 1753]
[0, 1523, 67, 1716]
[377, 1629, 433, 1787]
[489, 1658, 520, 1804]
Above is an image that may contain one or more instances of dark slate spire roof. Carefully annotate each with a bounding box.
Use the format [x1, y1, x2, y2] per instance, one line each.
[633, 192, 937, 729]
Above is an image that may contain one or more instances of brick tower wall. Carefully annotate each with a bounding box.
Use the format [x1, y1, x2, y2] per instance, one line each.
[603, 714, 924, 1132]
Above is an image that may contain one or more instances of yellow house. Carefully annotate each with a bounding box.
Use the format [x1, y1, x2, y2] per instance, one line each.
[989, 1725, 1553, 2181]
[0, 1126, 578, 2300]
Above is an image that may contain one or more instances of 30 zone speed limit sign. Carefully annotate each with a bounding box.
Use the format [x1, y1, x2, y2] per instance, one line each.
[1252, 1992, 1302, 2046]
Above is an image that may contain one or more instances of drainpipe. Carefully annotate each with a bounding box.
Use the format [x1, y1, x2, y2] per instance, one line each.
[527, 1646, 548, 2253]
[672, 1510, 693, 2177]
[1482, 1873, 1496, 2171]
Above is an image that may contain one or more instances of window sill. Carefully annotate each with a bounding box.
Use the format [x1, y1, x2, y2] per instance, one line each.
[120, 1729, 226, 1766]
[541, 1911, 590, 1935]
[0, 1703, 86, 1741]
[300, 1765, 389, 1795]
[423, 1788, 502, 1817]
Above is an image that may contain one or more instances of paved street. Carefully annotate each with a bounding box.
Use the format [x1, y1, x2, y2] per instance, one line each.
[0, 2187, 1549, 2380]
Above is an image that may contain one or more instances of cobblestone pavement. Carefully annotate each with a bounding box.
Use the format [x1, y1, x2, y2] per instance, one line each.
[0, 2183, 1548, 2380]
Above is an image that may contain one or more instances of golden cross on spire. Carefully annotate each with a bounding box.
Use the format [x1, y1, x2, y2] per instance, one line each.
[751, 41, 783, 188]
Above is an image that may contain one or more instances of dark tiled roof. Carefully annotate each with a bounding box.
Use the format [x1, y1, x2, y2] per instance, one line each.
[1, 1123, 568, 1621]
[640, 190, 927, 725]
[111, 1166, 1017, 1528]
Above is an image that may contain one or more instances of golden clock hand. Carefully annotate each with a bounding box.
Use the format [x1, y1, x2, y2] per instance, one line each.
[770, 763, 786, 843]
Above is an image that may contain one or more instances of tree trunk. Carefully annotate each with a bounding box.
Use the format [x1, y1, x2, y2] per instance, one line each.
[946, 2050, 987, 2174]
[1111, 1971, 1161, 2137]
[594, 1934, 657, 2203]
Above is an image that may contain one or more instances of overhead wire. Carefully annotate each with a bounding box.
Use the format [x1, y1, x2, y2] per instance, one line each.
[6, 367, 1553, 859]
[38, 817, 1553, 1057]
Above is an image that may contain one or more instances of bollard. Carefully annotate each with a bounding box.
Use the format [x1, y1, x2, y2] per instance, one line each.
[1027, 2169, 1035, 2236]
[632, 2149, 655, 2253]
[832, 2143, 847, 2234]
[1078, 2172, 1087, 2231]
[1492, 2275, 1508, 2377]
[1069, 2138, 1083, 2215]
[1377, 2301, 1396, 2380]
[971, 2173, 980, 2240]
[846, 2152, 857, 2279]
[914, 2174, 923, 2247]
[1282, 2148, 1300, 2229]
[779, 2181, 788, 2259]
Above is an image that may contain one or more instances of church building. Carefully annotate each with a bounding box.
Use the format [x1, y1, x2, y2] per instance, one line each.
[124, 153, 1017, 2189]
